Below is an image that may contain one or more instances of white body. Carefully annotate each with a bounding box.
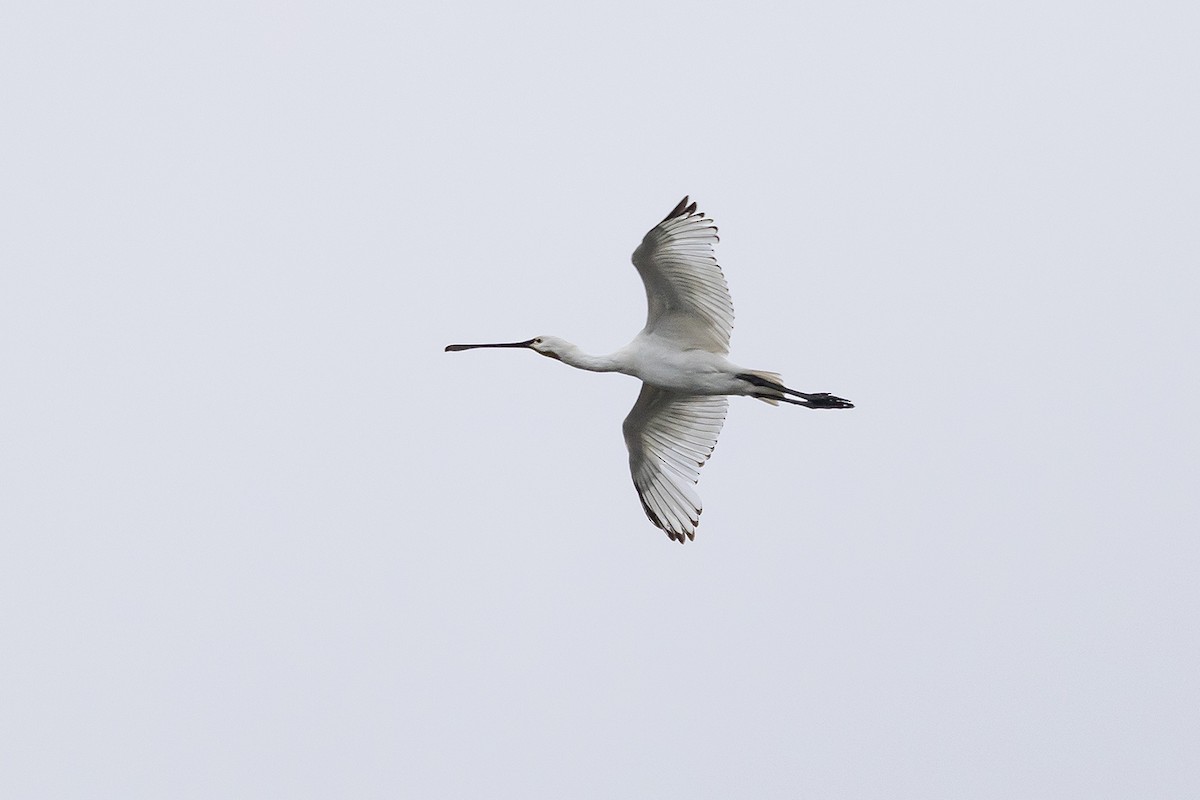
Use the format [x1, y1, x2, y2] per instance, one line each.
[620, 339, 745, 394]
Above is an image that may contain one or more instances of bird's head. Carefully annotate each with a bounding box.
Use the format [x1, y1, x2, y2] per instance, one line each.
[444, 335, 573, 362]
[527, 335, 574, 361]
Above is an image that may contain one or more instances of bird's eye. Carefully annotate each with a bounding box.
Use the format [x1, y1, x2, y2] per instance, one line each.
[534, 338, 543, 344]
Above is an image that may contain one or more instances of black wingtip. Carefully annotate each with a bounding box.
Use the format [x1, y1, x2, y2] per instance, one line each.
[663, 196, 690, 222]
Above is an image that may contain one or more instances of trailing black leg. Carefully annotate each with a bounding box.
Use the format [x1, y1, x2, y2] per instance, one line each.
[741, 373, 854, 409]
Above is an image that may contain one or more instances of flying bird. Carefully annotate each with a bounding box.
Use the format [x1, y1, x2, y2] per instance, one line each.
[445, 197, 853, 542]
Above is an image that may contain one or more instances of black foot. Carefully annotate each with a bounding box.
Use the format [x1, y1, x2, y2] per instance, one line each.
[804, 393, 854, 409]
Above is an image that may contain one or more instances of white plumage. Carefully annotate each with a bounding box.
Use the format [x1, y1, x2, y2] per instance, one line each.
[632, 199, 733, 355]
[447, 197, 852, 543]
[623, 386, 727, 539]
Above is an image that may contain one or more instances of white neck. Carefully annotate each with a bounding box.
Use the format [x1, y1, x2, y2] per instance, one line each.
[555, 343, 621, 373]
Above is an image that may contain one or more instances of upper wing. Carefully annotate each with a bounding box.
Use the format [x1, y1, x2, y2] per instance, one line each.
[631, 197, 734, 355]
[622, 384, 728, 542]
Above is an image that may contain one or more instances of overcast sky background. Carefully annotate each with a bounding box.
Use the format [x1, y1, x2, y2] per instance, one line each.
[3, 2, 1198, 798]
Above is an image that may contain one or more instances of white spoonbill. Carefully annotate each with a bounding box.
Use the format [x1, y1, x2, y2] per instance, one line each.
[446, 197, 853, 542]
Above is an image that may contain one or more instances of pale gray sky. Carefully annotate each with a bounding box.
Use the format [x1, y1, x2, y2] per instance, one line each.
[3, 2, 1198, 798]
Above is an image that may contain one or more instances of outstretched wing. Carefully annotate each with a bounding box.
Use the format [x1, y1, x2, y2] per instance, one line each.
[631, 197, 734, 355]
[622, 384, 728, 542]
